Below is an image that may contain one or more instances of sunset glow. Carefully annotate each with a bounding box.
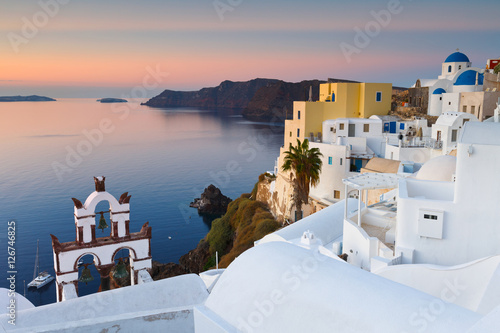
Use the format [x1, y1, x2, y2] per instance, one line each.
[1, 0, 498, 97]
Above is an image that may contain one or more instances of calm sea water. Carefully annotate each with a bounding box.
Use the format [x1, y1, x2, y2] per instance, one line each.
[0, 98, 283, 305]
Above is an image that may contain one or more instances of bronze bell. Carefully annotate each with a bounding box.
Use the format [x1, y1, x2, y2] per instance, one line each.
[98, 212, 109, 232]
[113, 258, 129, 279]
[79, 263, 94, 285]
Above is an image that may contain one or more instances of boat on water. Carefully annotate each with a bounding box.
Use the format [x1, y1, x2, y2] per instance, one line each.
[27, 240, 55, 289]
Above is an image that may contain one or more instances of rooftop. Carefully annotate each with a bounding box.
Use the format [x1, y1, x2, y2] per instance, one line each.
[445, 51, 470, 63]
[343, 173, 403, 190]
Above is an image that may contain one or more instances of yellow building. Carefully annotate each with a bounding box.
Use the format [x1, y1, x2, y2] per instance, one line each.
[284, 82, 392, 148]
[269, 82, 392, 223]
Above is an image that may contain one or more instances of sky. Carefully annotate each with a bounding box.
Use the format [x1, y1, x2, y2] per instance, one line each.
[0, 0, 499, 98]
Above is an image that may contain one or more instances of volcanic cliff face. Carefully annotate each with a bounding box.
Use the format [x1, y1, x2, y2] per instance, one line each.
[143, 78, 281, 110]
[142, 78, 332, 121]
[243, 79, 325, 121]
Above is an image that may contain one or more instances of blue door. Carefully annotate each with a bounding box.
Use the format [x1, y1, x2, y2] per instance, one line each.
[355, 159, 363, 171]
[384, 123, 389, 132]
[389, 122, 396, 133]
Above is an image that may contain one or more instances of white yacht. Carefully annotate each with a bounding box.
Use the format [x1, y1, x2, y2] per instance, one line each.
[27, 240, 55, 289]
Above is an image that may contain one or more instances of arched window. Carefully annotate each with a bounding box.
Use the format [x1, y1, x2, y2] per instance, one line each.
[448, 65, 452, 73]
[331, 93, 335, 102]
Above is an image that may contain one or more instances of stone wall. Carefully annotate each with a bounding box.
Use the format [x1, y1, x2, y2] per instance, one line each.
[408, 87, 429, 113]
[484, 71, 500, 91]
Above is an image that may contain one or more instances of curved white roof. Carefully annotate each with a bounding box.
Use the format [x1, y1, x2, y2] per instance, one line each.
[376, 255, 500, 314]
[460, 122, 500, 145]
[416, 155, 457, 182]
[435, 111, 477, 127]
[0, 289, 34, 314]
[258, 199, 358, 246]
[204, 242, 481, 332]
[0, 274, 208, 331]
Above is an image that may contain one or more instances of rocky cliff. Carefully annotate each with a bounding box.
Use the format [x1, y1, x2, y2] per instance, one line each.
[151, 176, 280, 280]
[142, 78, 368, 121]
[142, 78, 281, 110]
[190, 184, 232, 215]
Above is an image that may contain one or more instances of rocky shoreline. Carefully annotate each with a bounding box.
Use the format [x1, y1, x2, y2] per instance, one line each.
[151, 178, 280, 280]
[189, 184, 232, 215]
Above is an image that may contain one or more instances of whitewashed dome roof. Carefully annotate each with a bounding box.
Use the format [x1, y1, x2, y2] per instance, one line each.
[416, 155, 457, 182]
[203, 242, 478, 332]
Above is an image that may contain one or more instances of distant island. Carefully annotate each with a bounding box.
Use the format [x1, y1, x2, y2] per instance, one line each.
[0, 95, 56, 102]
[141, 78, 407, 122]
[97, 98, 128, 103]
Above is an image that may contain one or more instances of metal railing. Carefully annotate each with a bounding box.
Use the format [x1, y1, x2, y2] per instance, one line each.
[398, 138, 443, 149]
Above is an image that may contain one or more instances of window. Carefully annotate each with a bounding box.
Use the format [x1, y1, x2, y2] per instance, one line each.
[471, 106, 475, 114]
[463, 118, 469, 126]
[448, 65, 452, 72]
[463, 105, 467, 113]
[449, 102, 451, 105]
[400, 123, 405, 130]
[297, 111, 301, 120]
[328, 157, 332, 165]
[330, 127, 335, 133]
[290, 131, 292, 137]
[334, 190, 341, 199]
[376, 92, 382, 102]
[424, 214, 438, 220]
[458, 65, 462, 70]
[440, 97, 442, 101]
[451, 129, 457, 142]
[331, 93, 335, 102]
[363, 124, 370, 132]
[340, 158, 343, 166]
[339, 123, 345, 130]
[297, 128, 300, 137]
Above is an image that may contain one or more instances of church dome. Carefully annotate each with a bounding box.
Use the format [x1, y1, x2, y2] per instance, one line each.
[444, 52, 470, 63]
[416, 155, 456, 182]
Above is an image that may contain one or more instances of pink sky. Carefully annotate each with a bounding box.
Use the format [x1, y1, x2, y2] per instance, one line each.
[1, 0, 498, 97]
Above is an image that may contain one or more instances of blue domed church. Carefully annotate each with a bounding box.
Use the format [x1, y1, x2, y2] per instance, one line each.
[407, 51, 499, 120]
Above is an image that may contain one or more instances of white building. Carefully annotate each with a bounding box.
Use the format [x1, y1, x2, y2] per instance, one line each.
[307, 116, 430, 208]
[385, 111, 478, 164]
[396, 122, 500, 266]
[3, 123, 500, 332]
[409, 51, 500, 119]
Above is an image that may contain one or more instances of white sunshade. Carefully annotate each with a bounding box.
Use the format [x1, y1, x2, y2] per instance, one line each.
[343, 173, 402, 190]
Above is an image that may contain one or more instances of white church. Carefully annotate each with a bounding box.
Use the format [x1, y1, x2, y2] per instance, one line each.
[409, 51, 500, 119]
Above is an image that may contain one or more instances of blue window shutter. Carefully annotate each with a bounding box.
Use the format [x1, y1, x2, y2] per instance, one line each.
[328, 157, 332, 165]
[400, 123, 405, 130]
[297, 128, 300, 137]
[376, 92, 382, 102]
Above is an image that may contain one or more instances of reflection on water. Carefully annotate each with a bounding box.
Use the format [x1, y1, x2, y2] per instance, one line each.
[0, 99, 283, 305]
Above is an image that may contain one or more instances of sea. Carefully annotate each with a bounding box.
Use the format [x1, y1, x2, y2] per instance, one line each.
[0, 98, 283, 305]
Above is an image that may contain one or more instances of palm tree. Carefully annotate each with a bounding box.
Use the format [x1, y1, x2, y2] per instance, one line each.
[282, 139, 323, 220]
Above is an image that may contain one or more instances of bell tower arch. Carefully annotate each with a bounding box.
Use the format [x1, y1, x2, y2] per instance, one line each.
[51, 177, 152, 302]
